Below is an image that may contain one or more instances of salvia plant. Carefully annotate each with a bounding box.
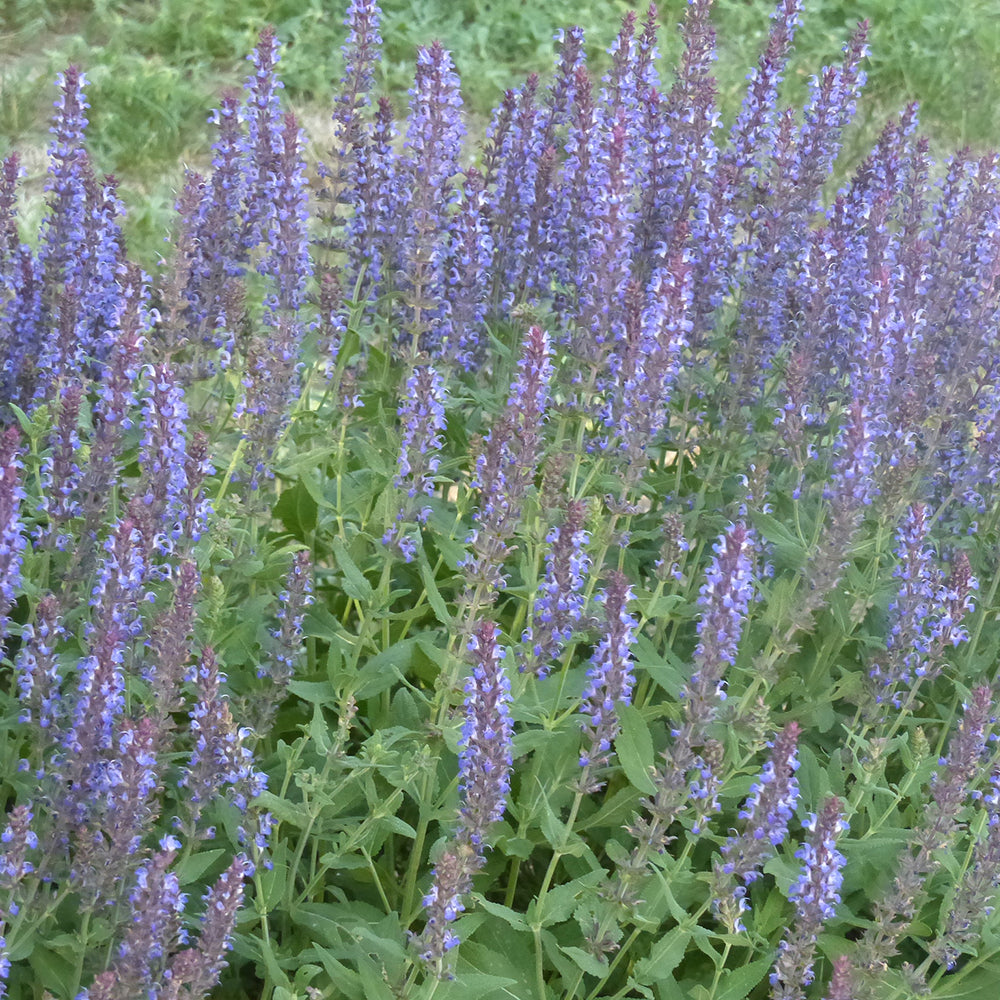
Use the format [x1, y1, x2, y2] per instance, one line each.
[3, 1, 1000, 999]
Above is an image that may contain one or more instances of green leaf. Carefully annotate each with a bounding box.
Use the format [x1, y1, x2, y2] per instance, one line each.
[634, 927, 691, 986]
[750, 510, 808, 569]
[313, 943, 364, 999]
[419, 550, 452, 625]
[530, 871, 604, 928]
[304, 602, 348, 642]
[357, 955, 395, 1000]
[712, 956, 772, 1000]
[175, 848, 226, 885]
[354, 637, 418, 698]
[616, 703, 657, 795]
[256, 789, 313, 829]
[474, 894, 531, 932]
[332, 536, 374, 602]
[560, 946, 609, 978]
[287, 679, 337, 705]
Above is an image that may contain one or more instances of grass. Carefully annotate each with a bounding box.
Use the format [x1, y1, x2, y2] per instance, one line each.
[2, 0, 999, 264]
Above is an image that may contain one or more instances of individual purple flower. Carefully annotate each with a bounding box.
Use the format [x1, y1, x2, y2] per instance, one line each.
[714, 722, 801, 931]
[0, 426, 26, 641]
[579, 572, 638, 776]
[771, 797, 848, 1000]
[458, 620, 514, 848]
[522, 499, 591, 677]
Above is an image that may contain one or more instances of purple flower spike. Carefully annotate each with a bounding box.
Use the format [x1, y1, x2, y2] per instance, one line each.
[726, 0, 802, 195]
[336, 0, 383, 133]
[771, 797, 849, 1000]
[241, 26, 284, 251]
[931, 768, 1000, 969]
[0, 426, 26, 641]
[0, 804, 38, 886]
[15, 594, 64, 734]
[862, 686, 995, 974]
[458, 620, 514, 849]
[714, 722, 801, 931]
[394, 365, 447, 507]
[262, 550, 313, 686]
[39, 66, 90, 289]
[442, 169, 493, 368]
[522, 499, 591, 677]
[38, 380, 83, 550]
[161, 855, 253, 999]
[400, 40, 465, 351]
[416, 844, 474, 971]
[579, 572, 638, 777]
[105, 718, 162, 856]
[463, 326, 553, 597]
[347, 95, 399, 302]
[139, 363, 190, 553]
[414, 620, 512, 972]
[681, 521, 755, 739]
[180, 647, 266, 829]
[870, 504, 977, 709]
[111, 843, 188, 995]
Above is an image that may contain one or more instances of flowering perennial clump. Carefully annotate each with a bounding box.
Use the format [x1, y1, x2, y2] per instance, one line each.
[5, 1, 1000, 998]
